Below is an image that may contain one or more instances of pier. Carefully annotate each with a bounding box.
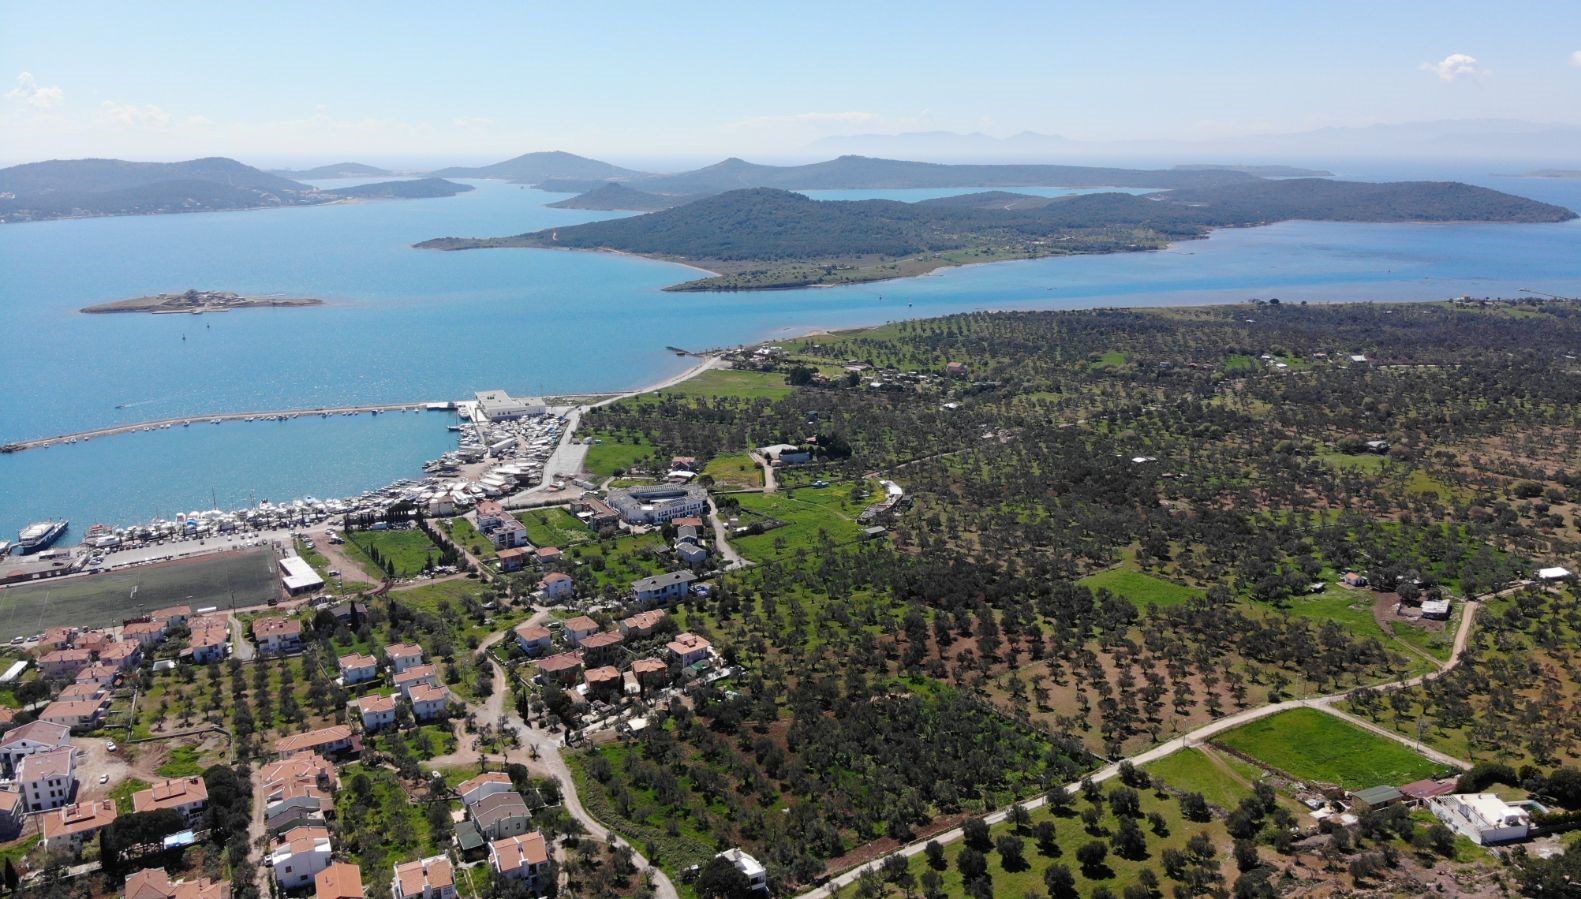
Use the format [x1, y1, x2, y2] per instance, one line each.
[1, 401, 452, 453]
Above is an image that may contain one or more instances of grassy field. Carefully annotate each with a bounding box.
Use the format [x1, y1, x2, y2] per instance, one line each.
[726, 487, 869, 562]
[517, 507, 591, 547]
[583, 430, 657, 478]
[335, 763, 446, 879]
[1319, 450, 1387, 473]
[0, 547, 277, 641]
[567, 532, 670, 590]
[155, 745, 205, 777]
[658, 368, 793, 400]
[702, 452, 762, 488]
[346, 528, 441, 578]
[1214, 708, 1444, 789]
[445, 517, 496, 558]
[1077, 567, 1201, 610]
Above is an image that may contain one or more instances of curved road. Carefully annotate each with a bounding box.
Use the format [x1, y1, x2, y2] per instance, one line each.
[804, 600, 1484, 898]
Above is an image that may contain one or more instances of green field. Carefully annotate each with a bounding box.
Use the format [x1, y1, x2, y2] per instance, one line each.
[445, 518, 496, 558]
[658, 368, 793, 400]
[1319, 450, 1387, 473]
[346, 528, 441, 578]
[727, 487, 869, 562]
[583, 430, 656, 478]
[1143, 748, 1285, 814]
[1214, 708, 1444, 789]
[517, 507, 591, 547]
[0, 547, 277, 641]
[701, 452, 762, 488]
[1077, 567, 1202, 609]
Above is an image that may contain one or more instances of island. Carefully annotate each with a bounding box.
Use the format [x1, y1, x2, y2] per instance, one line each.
[0, 158, 476, 223]
[416, 179, 1576, 291]
[80, 289, 324, 314]
[268, 161, 393, 179]
[546, 182, 694, 211]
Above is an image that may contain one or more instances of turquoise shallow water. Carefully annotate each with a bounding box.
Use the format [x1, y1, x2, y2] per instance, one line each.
[2, 168, 1579, 540]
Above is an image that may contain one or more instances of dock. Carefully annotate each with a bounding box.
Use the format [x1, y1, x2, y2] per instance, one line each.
[1, 401, 450, 454]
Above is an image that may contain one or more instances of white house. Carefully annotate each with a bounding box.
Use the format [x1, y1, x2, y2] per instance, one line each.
[1429, 793, 1532, 845]
[538, 572, 574, 601]
[18, 746, 76, 812]
[456, 772, 514, 809]
[0, 720, 72, 777]
[253, 617, 303, 655]
[338, 653, 379, 685]
[357, 694, 398, 732]
[392, 855, 456, 899]
[40, 800, 116, 851]
[409, 685, 452, 722]
[718, 848, 769, 893]
[632, 570, 696, 605]
[132, 775, 210, 826]
[667, 632, 713, 668]
[489, 832, 549, 887]
[386, 643, 425, 674]
[393, 664, 438, 699]
[270, 825, 334, 890]
[513, 624, 552, 657]
[1537, 566, 1574, 582]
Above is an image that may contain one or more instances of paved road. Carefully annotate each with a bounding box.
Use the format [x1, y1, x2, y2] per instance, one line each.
[707, 498, 751, 570]
[804, 597, 1486, 898]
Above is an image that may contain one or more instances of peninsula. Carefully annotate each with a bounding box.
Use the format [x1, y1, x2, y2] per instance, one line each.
[0, 157, 475, 223]
[417, 179, 1577, 291]
[80, 289, 324, 314]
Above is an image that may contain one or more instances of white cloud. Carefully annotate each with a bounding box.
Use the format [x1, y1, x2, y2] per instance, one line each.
[5, 72, 64, 109]
[99, 100, 174, 127]
[453, 116, 493, 128]
[1421, 53, 1482, 81]
[185, 114, 215, 127]
[1571, 50, 1581, 67]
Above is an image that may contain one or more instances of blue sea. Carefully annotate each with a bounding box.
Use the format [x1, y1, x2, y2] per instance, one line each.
[3, 166, 1580, 541]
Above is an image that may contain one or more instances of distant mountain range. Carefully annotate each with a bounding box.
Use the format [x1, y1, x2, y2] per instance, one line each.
[429, 150, 648, 184]
[0, 158, 471, 223]
[806, 119, 1581, 164]
[417, 179, 1574, 291]
[269, 162, 394, 179]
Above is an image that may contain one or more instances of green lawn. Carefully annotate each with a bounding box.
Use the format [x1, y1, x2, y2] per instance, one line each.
[702, 452, 762, 488]
[346, 528, 442, 578]
[518, 507, 592, 547]
[658, 368, 794, 400]
[726, 487, 869, 562]
[1319, 450, 1387, 473]
[1077, 567, 1201, 610]
[1214, 708, 1444, 789]
[445, 517, 496, 559]
[1143, 749, 1256, 812]
[583, 430, 657, 478]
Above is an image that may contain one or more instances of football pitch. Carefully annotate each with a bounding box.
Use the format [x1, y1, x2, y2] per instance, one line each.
[0, 548, 278, 640]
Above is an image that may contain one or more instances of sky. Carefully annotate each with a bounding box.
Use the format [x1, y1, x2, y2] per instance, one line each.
[4, 1, 1581, 167]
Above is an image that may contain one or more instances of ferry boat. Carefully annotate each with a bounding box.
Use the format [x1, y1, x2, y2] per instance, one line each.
[16, 519, 68, 553]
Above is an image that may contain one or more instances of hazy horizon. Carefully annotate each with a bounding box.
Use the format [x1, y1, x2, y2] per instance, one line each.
[6, 1, 1581, 169]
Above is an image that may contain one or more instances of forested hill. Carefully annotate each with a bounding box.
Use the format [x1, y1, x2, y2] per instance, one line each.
[320, 178, 473, 199]
[628, 155, 1262, 194]
[417, 179, 1574, 277]
[1161, 178, 1578, 223]
[429, 150, 649, 184]
[0, 157, 479, 222]
[545, 182, 690, 211]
